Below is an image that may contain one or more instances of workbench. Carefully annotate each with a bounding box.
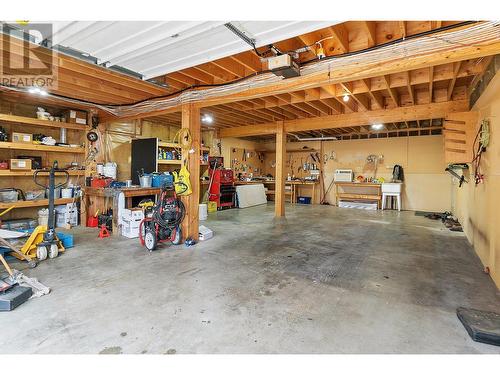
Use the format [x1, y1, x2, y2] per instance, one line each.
[83, 186, 161, 235]
[234, 180, 319, 204]
[334, 182, 382, 208]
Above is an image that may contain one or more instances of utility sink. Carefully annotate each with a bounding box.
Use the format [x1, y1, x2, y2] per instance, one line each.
[381, 182, 403, 193]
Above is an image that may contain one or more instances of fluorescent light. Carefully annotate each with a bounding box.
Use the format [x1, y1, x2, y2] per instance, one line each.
[371, 124, 384, 130]
[201, 114, 213, 124]
[343, 94, 350, 102]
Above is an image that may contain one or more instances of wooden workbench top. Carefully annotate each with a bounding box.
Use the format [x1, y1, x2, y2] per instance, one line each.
[84, 186, 161, 197]
[334, 182, 381, 187]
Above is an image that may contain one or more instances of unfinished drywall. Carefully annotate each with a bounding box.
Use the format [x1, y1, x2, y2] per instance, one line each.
[452, 71, 500, 288]
[262, 135, 451, 211]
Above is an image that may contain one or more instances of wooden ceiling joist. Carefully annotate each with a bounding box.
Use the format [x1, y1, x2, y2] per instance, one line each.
[219, 100, 468, 138]
[447, 61, 462, 100]
[196, 27, 500, 109]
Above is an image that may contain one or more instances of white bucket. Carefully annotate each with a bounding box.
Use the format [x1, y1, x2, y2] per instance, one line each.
[199, 204, 208, 221]
[38, 208, 49, 226]
[96, 163, 104, 175]
[61, 188, 73, 198]
[139, 175, 152, 187]
[104, 162, 117, 179]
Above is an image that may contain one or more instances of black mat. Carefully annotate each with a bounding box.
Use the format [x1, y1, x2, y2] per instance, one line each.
[414, 211, 440, 217]
[457, 307, 500, 347]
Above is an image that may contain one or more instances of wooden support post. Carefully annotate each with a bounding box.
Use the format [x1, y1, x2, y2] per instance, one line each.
[180, 103, 201, 241]
[275, 121, 286, 217]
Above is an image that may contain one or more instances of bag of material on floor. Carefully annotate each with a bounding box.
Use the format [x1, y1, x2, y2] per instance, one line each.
[172, 165, 192, 196]
[235, 184, 267, 208]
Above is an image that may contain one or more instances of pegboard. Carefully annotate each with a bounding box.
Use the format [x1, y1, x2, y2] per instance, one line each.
[229, 147, 265, 178]
[263, 149, 323, 179]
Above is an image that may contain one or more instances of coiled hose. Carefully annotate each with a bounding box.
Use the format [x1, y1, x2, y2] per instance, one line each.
[152, 198, 185, 229]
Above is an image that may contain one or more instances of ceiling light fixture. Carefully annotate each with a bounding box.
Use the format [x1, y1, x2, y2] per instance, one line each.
[201, 114, 213, 124]
[371, 123, 384, 130]
[343, 94, 350, 102]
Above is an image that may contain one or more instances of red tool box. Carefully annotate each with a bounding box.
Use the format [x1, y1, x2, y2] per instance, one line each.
[208, 157, 235, 210]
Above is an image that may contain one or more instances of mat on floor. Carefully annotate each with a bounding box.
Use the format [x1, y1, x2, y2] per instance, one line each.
[457, 307, 500, 347]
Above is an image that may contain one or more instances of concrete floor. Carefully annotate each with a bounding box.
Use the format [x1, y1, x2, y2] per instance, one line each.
[1, 204, 500, 354]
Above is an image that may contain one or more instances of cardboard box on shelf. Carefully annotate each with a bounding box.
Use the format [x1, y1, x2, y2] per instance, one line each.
[10, 159, 32, 170]
[64, 109, 87, 125]
[12, 132, 33, 143]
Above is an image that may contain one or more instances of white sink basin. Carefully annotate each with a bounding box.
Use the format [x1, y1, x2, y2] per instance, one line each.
[382, 183, 402, 193]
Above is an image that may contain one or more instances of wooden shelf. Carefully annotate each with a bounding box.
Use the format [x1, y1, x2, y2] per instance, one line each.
[158, 141, 180, 148]
[0, 197, 78, 210]
[0, 169, 85, 177]
[256, 148, 318, 153]
[158, 142, 210, 153]
[157, 159, 182, 165]
[337, 193, 382, 200]
[0, 141, 85, 154]
[0, 113, 87, 131]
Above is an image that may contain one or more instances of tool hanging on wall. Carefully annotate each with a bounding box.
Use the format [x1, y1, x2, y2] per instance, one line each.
[86, 116, 99, 143]
[445, 164, 469, 187]
[472, 119, 489, 185]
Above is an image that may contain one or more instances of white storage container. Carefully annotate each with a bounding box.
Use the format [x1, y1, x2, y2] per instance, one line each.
[199, 204, 208, 221]
[121, 220, 141, 238]
[55, 204, 78, 227]
[103, 162, 117, 179]
[121, 208, 144, 221]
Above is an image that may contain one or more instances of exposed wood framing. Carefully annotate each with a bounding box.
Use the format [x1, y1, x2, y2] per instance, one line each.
[180, 103, 201, 240]
[219, 100, 468, 137]
[275, 121, 286, 217]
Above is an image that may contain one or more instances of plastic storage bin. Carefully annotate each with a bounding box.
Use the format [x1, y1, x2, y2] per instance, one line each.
[25, 189, 45, 201]
[297, 196, 312, 204]
[0, 190, 18, 202]
[152, 173, 173, 187]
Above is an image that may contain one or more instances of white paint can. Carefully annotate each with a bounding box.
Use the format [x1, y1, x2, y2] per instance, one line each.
[199, 204, 208, 221]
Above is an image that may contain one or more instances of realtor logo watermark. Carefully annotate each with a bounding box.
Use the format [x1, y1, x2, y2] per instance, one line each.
[0, 22, 57, 90]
